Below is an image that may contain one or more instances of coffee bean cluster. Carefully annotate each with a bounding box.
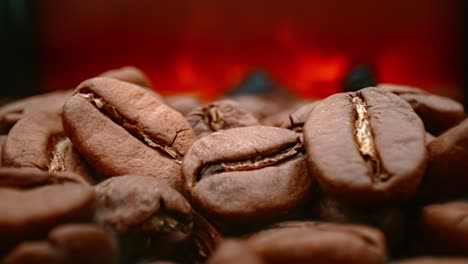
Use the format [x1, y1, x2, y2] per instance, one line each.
[0, 66, 467, 264]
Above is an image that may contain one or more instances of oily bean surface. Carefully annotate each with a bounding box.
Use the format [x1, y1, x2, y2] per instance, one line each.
[304, 87, 427, 205]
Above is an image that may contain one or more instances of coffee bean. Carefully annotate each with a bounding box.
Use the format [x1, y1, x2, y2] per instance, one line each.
[98, 66, 153, 89]
[187, 99, 259, 138]
[94, 175, 193, 262]
[378, 84, 465, 135]
[62, 77, 196, 191]
[0, 168, 94, 253]
[416, 118, 468, 202]
[0, 90, 72, 134]
[243, 221, 386, 264]
[165, 94, 204, 116]
[1, 112, 95, 184]
[262, 101, 319, 133]
[207, 239, 265, 264]
[3, 224, 117, 264]
[304, 87, 427, 205]
[183, 126, 312, 232]
[420, 201, 468, 255]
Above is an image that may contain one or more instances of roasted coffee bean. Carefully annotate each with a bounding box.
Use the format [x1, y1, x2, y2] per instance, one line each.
[165, 94, 204, 116]
[0, 168, 95, 253]
[187, 99, 259, 138]
[207, 240, 265, 264]
[98, 66, 153, 89]
[183, 126, 312, 232]
[1, 112, 95, 184]
[62, 77, 196, 191]
[419, 201, 468, 255]
[312, 193, 405, 253]
[304, 87, 427, 205]
[3, 224, 117, 264]
[416, 118, 468, 202]
[229, 95, 289, 122]
[393, 257, 468, 264]
[191, 211, 223, 261]
[262, 101, 318, 132]
[0, 90, 72, 134]
[94, 175, 193, 262]
[243, 221, 386, 264]
[378, 84, 465, 135]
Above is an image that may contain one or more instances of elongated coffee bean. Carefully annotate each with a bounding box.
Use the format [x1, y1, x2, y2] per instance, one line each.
[1, 112, 94, 184]
[243, 221, 386, 264]
[183, 126, 312, 232]
[304, 87, 427, 205]
[0, 168, 95, 253]
[378, 84, 465, 135]
[62, 77, 196, 191]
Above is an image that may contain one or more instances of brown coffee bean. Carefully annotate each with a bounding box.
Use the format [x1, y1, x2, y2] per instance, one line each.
[229, 95, 289, 121]
[420, 201, 468, 255]
[0, 90, 72, 134]
[207, 240, 265, 264]
[187, 99, 260, 138]
[312, 193, 405, 253]
[243, 221, 386, 264]
[416, 118, 468, 202]
[262, 101, 319, 133]
[394, 257, 468, 264]
[62, 77, 196, 191]
[3, 224, 117, 264]
[165, 94, 204, 116]
[304, 87, 427, 205]
[94, 175, 193, 262]
[425, 132, 436, 146]
[191, 211, 223, 261]
[183, 126, 312, 232]
[98, 65, 153, 89]
[0, 168, 95, 252]
[1, 112, 95, 184]
[378, 84, 465, 135]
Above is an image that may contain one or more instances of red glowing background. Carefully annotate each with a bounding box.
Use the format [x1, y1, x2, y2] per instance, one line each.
[39, 0, 463, 100]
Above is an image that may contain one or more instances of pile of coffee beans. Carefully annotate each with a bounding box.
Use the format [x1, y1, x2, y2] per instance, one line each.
[1, 66, 467, 264]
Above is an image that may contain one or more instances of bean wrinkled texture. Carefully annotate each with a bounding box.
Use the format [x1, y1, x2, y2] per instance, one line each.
[0, 67, 467, 263]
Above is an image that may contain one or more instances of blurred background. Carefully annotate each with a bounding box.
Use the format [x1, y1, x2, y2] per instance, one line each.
[0, 0, 466, 105]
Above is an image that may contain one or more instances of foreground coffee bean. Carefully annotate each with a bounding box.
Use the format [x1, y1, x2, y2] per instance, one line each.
[416, 118, 468, 202]
[1, 112, 95, 184]
[98, 66, 153, 89]
[242, 221, 387, 264]
[63, 77, 196, 191]
[0, 168, 95, 254]
[0, 135, 6, 166]
[0, 90, 73, 134]
[304, 87, 427, 205]
[187, 99, 259, 138]
[419, 201, 468, 255]
[378, 84, 465, 135]
[3, 224, 117, 264]
[184, 126, 312, 233]
[94, 175, 193, 263]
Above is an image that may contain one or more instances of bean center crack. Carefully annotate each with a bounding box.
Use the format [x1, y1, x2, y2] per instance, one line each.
[79, 92, 183, 163]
